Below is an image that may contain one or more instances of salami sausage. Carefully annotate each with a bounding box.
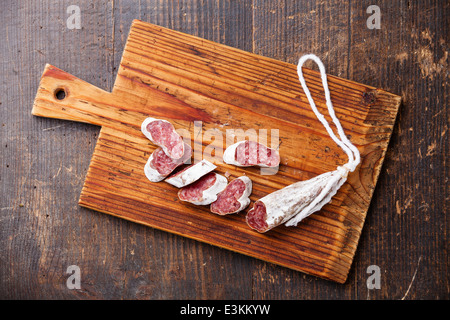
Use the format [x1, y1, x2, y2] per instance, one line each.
[165, 159, 216, 188]
[141, 117, 185, 159]
[144, 143, 192, 182]
[178, 172, 228, 205]
[210, 176, 252, 215]
[223, 140, 280, 168]
[246, 54, 362, 232]
[246, 168, 347, 232]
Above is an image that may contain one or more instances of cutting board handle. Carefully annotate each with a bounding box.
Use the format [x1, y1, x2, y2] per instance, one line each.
[32, 64, 117, 127]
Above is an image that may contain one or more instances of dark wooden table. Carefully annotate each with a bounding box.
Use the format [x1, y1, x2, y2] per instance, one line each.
[1, 0, 448, 300]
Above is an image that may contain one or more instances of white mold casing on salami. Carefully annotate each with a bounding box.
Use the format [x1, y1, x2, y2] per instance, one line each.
[246, 168, 348, 233]
[141, 117, 185, 160]
[210, 176, 253, 215]
[165, 159, 217, 188]
[178, 173, 228, 205]
[144, 143, 192, 182]
[222, 141, 244, 166]
[223, 140, 280, 168]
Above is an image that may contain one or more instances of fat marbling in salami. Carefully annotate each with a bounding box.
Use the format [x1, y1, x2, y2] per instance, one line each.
[223, 140, 280, 168]
[178, 172, 228, 205]
[210, 176, 252, 215]
[141, 117, 185, 159]
[144, 143, 192, 182]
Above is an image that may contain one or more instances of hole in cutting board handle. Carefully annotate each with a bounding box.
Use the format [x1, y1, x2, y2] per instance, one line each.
[54, 87, 67, 100]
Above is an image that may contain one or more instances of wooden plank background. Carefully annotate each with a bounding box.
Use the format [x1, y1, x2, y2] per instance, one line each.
[0, 0, 448, 299]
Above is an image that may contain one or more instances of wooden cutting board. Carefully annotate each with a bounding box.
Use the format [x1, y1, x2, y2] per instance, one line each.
[32, 19, 400, 283]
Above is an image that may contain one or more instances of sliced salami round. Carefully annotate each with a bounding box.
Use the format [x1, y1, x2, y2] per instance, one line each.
[144, 143, 192, 182]
[223, 140, 280, 168]
[165, 159, 217, 188]
[210, 176, 252, 215]
[141, 117, 185, 159]
[178, 172, 228, 205]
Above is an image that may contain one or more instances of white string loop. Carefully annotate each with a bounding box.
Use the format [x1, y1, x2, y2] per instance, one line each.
[296, 54, 361, 172]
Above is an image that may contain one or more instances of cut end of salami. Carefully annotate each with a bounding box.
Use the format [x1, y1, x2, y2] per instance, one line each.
[210, 176, 252, 215]
[165, 159, 217, 188]
[223, 140, 280, 168]
[141, 117, 185, 159]
[178, 172, 227, 205]
[144, 143, 192, 182]
[246, 201, 269, 232]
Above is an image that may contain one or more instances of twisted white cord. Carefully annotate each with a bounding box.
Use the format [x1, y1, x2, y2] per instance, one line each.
[286, 55, 362, 227]
[296, 54, 360, 172]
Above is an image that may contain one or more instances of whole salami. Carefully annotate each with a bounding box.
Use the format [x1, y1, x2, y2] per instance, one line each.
[246, 168, 347, 232]
[210, 176, 252, 215]
[144, 143, 192, 182]
[165, 159, 217, 188]
[141, 117, 185, 160]
[178, 172, 227, 205]
[223, 140, 280, 168]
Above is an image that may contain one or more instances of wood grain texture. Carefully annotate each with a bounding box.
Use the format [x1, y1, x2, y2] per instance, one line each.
[31, 20, 400, 283]
[1, 0, 447, 299]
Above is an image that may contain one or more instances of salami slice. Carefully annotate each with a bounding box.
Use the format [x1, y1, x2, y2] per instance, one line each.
[210, 176, 252, 215]
[141, 117, 185, 159]
[246, 168, 347, 233]
[144, 143, 192, 182]
[165, 159, 217, 188]
[223, 140, 280, 168]
[178, 172, 228, 205]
